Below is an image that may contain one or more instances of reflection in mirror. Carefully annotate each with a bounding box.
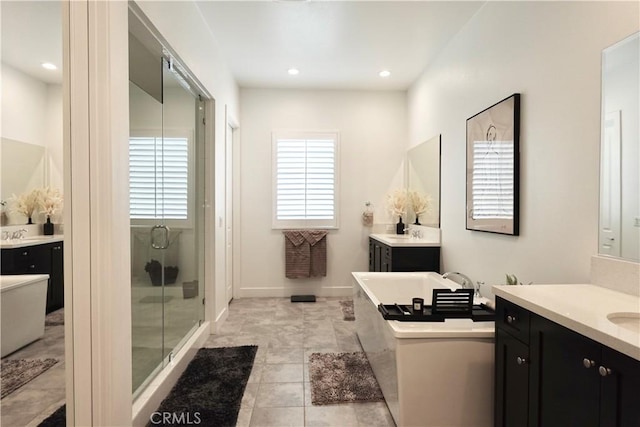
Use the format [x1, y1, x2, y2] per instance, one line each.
[600, 32, 639, 262]
[1, 138, 47, 222]
[407, 135, 441, 227]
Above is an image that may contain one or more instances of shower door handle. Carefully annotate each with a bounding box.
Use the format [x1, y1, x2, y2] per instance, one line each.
[151, 225, 171, 249]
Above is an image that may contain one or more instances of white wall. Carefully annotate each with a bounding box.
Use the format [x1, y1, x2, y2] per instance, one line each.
[1, 63, 64, 222]
[407, 1, 639, 289]
[238, 88, 406, 297]
[136, 1, 240, 325]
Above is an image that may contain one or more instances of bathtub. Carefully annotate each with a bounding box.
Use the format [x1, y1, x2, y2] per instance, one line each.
[352, 271, 494, 427]
[1, 274, 49, 357]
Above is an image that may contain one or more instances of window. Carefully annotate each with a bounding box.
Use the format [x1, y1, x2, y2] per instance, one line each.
[129, 130, 193, 226]
[471, 140, 514, 219]
[272, 130, 340, 229]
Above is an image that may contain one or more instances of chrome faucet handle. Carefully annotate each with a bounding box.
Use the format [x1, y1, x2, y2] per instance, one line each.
[475, 281, 484, 298]
[1, 231, 9, 240]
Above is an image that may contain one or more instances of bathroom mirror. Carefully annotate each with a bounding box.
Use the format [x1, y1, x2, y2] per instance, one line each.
[599, 32, 639, 262]
[1, 138, 47, 203]
[406, 134, 441, 227]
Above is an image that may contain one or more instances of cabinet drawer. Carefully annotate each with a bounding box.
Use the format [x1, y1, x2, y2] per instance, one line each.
[496, 296, 530, 344]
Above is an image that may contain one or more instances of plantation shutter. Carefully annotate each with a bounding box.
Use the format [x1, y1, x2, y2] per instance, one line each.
[471, 140, 514, 219]
[129, 136, 189, 220]
[273, 131, 339, 229]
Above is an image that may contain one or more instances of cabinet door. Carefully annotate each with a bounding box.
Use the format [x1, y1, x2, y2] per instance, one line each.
[495, 328, 530, 427]
[599, 346, 640, 427]
[48, 243, 64, 312]
[530, 315, 601, 427]
[368, 240, 374, 272]
[373, 243, 382, 272]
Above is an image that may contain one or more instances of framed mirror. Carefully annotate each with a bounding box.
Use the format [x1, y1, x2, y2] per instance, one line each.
[406, 135, 441, 227]
[466, 93, 520, 235]
[599, 32, 639, 261]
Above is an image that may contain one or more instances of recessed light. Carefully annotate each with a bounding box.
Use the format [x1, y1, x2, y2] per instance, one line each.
[42, 62, 57, 70]
[379, 70, 391, 78]
[288, 68, 299, 75]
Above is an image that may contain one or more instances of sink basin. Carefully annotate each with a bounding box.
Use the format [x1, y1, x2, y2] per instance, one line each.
[607, 312, 640, 334]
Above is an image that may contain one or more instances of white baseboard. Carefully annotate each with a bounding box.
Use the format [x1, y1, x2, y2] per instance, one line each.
[236, 285, 353, 298]
[213, 306, 229, 334]
[131, 322, 210, 427]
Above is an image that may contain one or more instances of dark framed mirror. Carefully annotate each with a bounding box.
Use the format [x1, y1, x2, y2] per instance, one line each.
[466, 93, 520, 235]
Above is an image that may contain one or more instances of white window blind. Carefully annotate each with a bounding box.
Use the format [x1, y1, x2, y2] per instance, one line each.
[272, 131, 339, 229]
[471, 140, 514, 219]
[129, 136, 189, 220]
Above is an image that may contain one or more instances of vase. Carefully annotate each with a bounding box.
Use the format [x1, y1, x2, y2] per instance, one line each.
[414, 215, 421, 225]
[396, 216, 404, 235]
[43, 217, 54, 235]
[27, 217, 33, 225]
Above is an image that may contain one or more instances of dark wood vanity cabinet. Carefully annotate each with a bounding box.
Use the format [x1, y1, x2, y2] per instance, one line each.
[368, 237, 440, 272]
[1, 242, 64, 313]
[495, 297, 640, 427]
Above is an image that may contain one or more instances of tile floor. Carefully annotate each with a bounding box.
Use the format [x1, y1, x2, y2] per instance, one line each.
[203, 297, 396, 427]
[0, 298, 395, 427]
[0, 316, 66, 427]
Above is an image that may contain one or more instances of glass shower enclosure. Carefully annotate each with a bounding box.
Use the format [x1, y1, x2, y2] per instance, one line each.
[128, 12, 205, 396]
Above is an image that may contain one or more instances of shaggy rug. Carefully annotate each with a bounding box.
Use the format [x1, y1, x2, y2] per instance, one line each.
[45, 308, 64, 326]
[139, 295, 174, 304]
[38, 404, 66, 427]
[339, 300, 355, 321]
[1, 358, 59, 399]
[309, 352, 384, 405]
[149, 346, 257, 427]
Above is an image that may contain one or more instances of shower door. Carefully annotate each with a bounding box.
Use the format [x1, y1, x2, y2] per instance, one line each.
[129, 19, 205, 395]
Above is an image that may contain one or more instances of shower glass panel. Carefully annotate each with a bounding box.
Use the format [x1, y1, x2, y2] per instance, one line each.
[129, 17, 205, 397]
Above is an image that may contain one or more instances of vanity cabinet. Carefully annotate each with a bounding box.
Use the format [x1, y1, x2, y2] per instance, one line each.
[368, 237, 440, 272]
[1, 242, 64, 313]
[495, 296, 640, 427]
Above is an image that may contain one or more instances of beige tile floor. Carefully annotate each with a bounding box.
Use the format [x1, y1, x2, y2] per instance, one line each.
[203, 297, 396, 427]
[1, 297, 395, 427]
[0, 319, 66, 427]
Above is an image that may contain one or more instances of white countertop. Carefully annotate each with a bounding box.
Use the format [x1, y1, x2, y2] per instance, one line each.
[370, 232, 440, 247]
[0, 234, 64, 249]
[493, 284, 640, 361]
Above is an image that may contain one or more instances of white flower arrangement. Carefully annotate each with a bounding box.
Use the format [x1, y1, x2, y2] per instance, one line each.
[10, 189, 40, 220]
[409, 190, 432, 216]
[39, 187, 63, 217]
[386, 189, 408, 218]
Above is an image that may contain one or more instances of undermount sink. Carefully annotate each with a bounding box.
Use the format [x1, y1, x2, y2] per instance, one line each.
[607, 312, 640, 334]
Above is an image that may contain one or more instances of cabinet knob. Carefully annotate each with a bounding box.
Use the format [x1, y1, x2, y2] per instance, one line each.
[22, 251, 28, 256]
[516, 356, 528, 365]
[583, 358, 595, 368]
[598, 366, 613, 377]
[29, 264, 36, 270]
[507, 315, 517, 324]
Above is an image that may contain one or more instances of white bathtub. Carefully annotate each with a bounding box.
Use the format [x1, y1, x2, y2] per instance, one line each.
[1, 274, 49, 357]
[352, 271, 494, 427]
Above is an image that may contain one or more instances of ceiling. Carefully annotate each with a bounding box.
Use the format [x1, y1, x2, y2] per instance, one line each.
[196, 1, 484, 90]
[0, 1, 484, 91]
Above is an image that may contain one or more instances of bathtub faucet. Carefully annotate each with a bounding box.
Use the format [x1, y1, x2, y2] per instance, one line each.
[442, 272, 475, 290]
[10, 229, 27, 240]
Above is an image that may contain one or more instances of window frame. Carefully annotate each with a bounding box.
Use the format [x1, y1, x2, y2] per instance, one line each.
[129, 128, 195, 229]
[271, 129, 340, 230]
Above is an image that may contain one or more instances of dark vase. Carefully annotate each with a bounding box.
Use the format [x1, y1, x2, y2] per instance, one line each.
[43, 217, 54, 235]
[27, 216, 33, 225]
[414, 215, 421, 226]
[396, 216, 404, 235]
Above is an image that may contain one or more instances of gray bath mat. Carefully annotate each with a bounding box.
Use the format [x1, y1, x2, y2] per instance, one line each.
[139, 295, 174, 304]
[309, 352, 384, 405]
[339, 300, 355, 321]
[1, 358, 59, 399]
[45, 308, 64, 326]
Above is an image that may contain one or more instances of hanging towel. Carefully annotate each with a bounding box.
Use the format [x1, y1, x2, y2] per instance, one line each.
[283, 230, 328, 278]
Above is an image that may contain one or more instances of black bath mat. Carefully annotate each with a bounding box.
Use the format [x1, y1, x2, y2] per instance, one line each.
[38, 404, 66, 427]
[149, 346, 257, 426]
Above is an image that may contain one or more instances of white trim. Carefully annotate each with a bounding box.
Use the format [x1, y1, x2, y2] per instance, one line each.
[204, 98, 216, 331]
[236, 285, 353, 298]
[66, 1, 132, 425]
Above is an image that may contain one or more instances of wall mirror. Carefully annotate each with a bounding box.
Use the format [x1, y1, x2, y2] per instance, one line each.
[599, 32, 639, 262]
[1, 138, 47, 205]
[466, 93, 520, 236]
[406, 134, 441, 227]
